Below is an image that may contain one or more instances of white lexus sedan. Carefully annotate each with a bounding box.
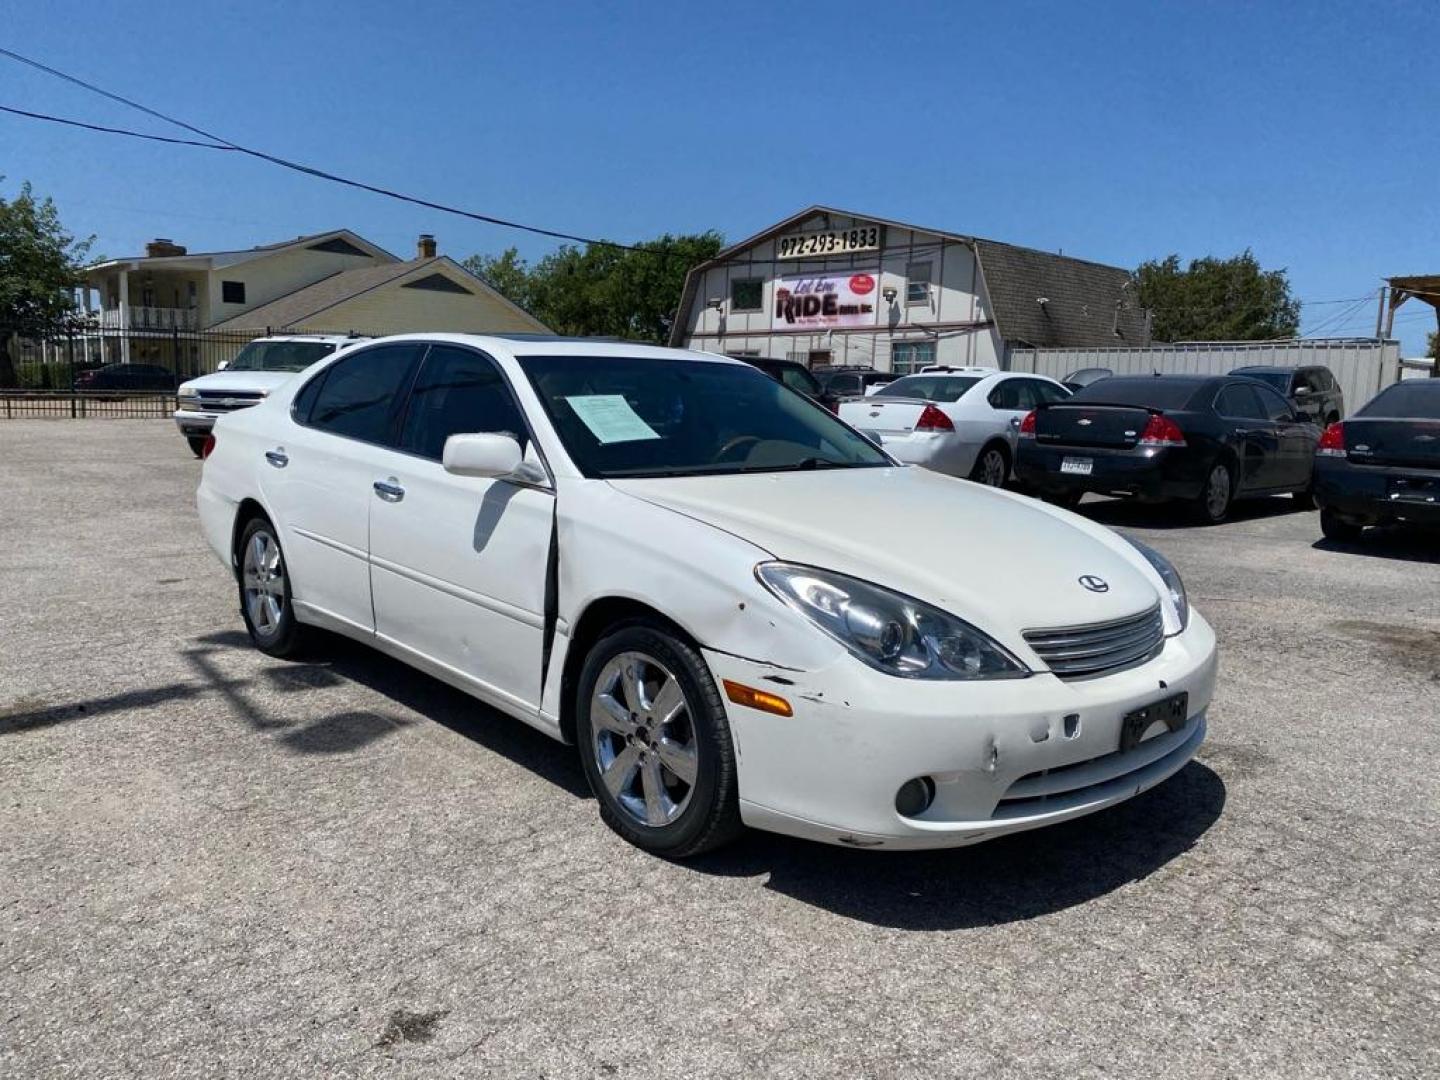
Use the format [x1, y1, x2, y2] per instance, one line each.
[838, 368, 1071, 486]
[197, 335, 1217, 856]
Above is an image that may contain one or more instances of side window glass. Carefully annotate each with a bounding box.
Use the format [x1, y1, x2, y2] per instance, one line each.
[292, 370, 328, 423]
[1035, 381, 1071, 404]
[1013, 380, 1042, 410]
[400, 345, 529, 461]
[1255, 385, 1295, 422]
[308, 344, 423, 445]
[1217, 385, 1266, 420]
[988, 380, 1017, 409]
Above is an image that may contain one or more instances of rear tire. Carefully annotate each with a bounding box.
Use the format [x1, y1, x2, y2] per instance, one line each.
[1320, 507, 1364, 543]
[187, 435, 207, 458]
[236, 516, 309, 658]
[575, 621, 742, 858]
[969, 443, 1010, 488]
[1193, 461, 1235, 524]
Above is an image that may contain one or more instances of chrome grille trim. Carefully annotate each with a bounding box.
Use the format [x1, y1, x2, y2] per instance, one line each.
[1023, 603, 1164, 679]
[195, 391, 265, 413]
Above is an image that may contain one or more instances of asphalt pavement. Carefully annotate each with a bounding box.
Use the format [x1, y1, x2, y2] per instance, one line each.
[2, 420, 1437, 1078]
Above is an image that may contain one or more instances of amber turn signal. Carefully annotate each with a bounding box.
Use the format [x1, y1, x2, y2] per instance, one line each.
[722, 679, 793, 717]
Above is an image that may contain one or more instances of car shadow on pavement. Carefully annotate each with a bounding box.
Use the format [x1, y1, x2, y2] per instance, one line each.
[682, 761, 1226, 931]
[1075, 494, 1311, 531]
[1311, 528, 1440, 564]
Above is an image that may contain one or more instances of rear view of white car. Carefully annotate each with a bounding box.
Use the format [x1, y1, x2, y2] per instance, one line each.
[839, 368, 1071, 486]
[175, 334, 365, 456]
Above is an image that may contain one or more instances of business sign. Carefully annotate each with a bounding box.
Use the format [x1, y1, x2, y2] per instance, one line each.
[776, 223, 882, 260]
[772, 271, 878, 330]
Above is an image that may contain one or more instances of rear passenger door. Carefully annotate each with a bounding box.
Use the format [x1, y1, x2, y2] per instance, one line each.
[1214, 383, 1277, 491]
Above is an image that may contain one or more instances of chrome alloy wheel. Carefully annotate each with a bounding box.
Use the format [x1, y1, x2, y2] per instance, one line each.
[242, 529, 287, 636]
[1205, 464, 1232, 520]
[979, 448, 1007, 487]
[589, 651, 699, 828]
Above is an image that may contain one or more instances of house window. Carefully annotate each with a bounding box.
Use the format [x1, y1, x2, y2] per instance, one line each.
[891, 341, 935, 375]
[730, 278, 763, 312]
[906, 262, 931, 305]
[221, 281, 246, 304]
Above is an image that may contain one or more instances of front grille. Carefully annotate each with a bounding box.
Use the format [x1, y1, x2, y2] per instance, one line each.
[196, 391, 265, 413]
[1023, 603, 1164, 680]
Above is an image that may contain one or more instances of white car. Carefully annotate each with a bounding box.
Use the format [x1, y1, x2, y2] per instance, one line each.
[175, 334, 365, 456]
[197, 335, 1216, 856]
[839, 368, 1072, 486]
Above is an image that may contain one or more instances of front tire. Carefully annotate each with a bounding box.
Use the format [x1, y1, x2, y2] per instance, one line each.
[1320, 507, 1364, 543]
[237, 516, 308, 658]
[969, 443, 1010, 488]
[575, 621, 742, 858]
[1193, 461, 1235, 524]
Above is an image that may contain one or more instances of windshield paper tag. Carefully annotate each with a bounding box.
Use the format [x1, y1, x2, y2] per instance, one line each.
[564, 394, 662, 444]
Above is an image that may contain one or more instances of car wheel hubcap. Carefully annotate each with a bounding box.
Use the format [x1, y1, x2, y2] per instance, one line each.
[1207, 466, 1230, 518]
[590, 651, 698, 828]
[242, 530, 286, 636]
[982, 451, 1006, 486]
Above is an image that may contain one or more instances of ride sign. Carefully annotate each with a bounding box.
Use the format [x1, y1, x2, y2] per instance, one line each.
[772, 271, 879, 330]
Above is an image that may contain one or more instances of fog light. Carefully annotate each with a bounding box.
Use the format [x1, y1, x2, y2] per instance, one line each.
[895, 776, 936, 817]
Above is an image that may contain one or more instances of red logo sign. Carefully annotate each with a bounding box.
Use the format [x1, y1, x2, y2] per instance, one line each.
[848, 273, 875, 296]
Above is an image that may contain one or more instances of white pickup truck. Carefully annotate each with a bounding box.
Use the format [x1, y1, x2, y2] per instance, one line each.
[174, 334, 367, 456]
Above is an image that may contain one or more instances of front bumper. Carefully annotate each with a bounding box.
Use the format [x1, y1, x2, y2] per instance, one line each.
[174, 408, 219, 436]
[704, 609, 1217, 849]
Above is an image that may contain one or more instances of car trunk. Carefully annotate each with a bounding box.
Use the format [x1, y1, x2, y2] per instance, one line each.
[1344, 418, 1440, 469]
[1034, 404, 1155, 450]
[838, 398, 932, 435]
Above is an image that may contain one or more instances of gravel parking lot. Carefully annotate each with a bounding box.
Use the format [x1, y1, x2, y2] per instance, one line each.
[2, 420, 1437, 1079]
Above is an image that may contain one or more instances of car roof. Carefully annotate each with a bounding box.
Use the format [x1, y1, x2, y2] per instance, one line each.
[351, 332, 744, 366]
[254, 333, 367, 344]
[1231, 365, 1300, 374]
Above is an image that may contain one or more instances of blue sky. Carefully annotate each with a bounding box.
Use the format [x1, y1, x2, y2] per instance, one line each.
[3, 0, 1437, 352]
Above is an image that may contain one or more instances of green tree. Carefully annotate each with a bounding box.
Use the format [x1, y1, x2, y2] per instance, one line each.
[462, 231, 723, 343]
[1133, 250, 1299, 343]
[1427, 330, 1437, 358]
[0, 180, 94, 386]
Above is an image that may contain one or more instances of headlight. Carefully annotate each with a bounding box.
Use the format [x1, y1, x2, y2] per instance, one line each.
[177, 387, 199, 399]
[756, 563, 1029, 680]
[1125, 537, 1189, 629]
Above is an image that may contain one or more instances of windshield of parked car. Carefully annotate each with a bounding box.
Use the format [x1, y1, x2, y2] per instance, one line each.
[517, 355, 890, 478]
[873, 375, 982, 403]
[1069, 377, 1203, 410]
[1233, 369, 1292, 393]
[228, 340, 339, 373]
[1357, 382, 1440, 419]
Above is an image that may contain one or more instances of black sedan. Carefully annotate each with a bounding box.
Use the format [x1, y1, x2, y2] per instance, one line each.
[1015, 374, 1321, 523]
[73, 363, 177, 393]
[1313, 379, 1440, 542]
[738, 357, 841, 412]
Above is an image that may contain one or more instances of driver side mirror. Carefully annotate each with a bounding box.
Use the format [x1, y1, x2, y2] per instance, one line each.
[1293, 385, 1311, 396]
[442, 432, 523, 479]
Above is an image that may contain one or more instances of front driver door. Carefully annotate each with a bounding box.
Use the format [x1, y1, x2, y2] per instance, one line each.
[1254, 382, 1318, 488]
[1214, 383, 1276, 492]
[368, 344, 554, 715]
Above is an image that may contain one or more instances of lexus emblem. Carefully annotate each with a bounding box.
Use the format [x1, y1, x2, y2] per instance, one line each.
[1078, 574, 1109, 593]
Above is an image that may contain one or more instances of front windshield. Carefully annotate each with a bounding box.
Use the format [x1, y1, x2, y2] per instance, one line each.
[873, 375, 982, 403]
[517, 355, 890, 479]
[228, 340, 338, 373]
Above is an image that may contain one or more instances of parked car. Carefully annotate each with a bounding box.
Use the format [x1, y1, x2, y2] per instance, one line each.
[839, 369, 1071, 486]
[737, 356, 840, 412]
[1063, 367, 1114, 392]
[1016, 374, 1321, 523]
[72, 363, 177, 393]
[175, 334, 364, 456]
[812, 365, 899, 398]
[1313, 379, 1440, 541]
[1231, 365, 1343, 425]
[197, 335, 1216, 857]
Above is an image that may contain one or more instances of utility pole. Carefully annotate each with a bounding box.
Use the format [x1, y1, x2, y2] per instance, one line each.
[1374, 285, 1387, 339]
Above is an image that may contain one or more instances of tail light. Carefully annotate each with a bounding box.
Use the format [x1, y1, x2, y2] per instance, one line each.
[1138, 414, 1186, 448]
[200, 434, 217, 459]
[916, 404, 954, 432]
[1316, 421, 1346, 457]
[1018, 410, 1038, 439]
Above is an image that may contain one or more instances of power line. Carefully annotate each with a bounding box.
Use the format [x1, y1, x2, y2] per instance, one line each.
[0, 104, 235, 149]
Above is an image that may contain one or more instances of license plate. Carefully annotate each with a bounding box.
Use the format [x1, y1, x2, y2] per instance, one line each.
[1119, 692, 1189, 752]
[1060, 457, 1094, 476]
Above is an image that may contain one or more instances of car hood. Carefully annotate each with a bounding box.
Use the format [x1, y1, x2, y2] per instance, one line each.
[178, 369, 303, 394]
[610, 466, 1165, 642]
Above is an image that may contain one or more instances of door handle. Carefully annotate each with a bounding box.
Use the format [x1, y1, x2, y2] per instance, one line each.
[373, 479, 405, 503]
[265, 449, 289, 468]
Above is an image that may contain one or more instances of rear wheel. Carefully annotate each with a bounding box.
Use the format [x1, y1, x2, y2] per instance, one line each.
[969, 443, 1010, 488]
[237, 517, 308, 658]
[1193, 461, 1234, 524]
[186, 435, 208, 458]
[576, 622, 742, 858]
[1320, 507, 1364, 543]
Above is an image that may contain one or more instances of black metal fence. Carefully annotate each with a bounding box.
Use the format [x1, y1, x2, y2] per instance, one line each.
[0, 390, 178, 419]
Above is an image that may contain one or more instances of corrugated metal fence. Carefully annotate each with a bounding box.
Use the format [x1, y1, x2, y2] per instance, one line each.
[1009, 339, 1403, 417]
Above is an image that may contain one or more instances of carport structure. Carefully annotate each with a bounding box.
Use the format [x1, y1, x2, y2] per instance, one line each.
[1384, 274, 1440, 375]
